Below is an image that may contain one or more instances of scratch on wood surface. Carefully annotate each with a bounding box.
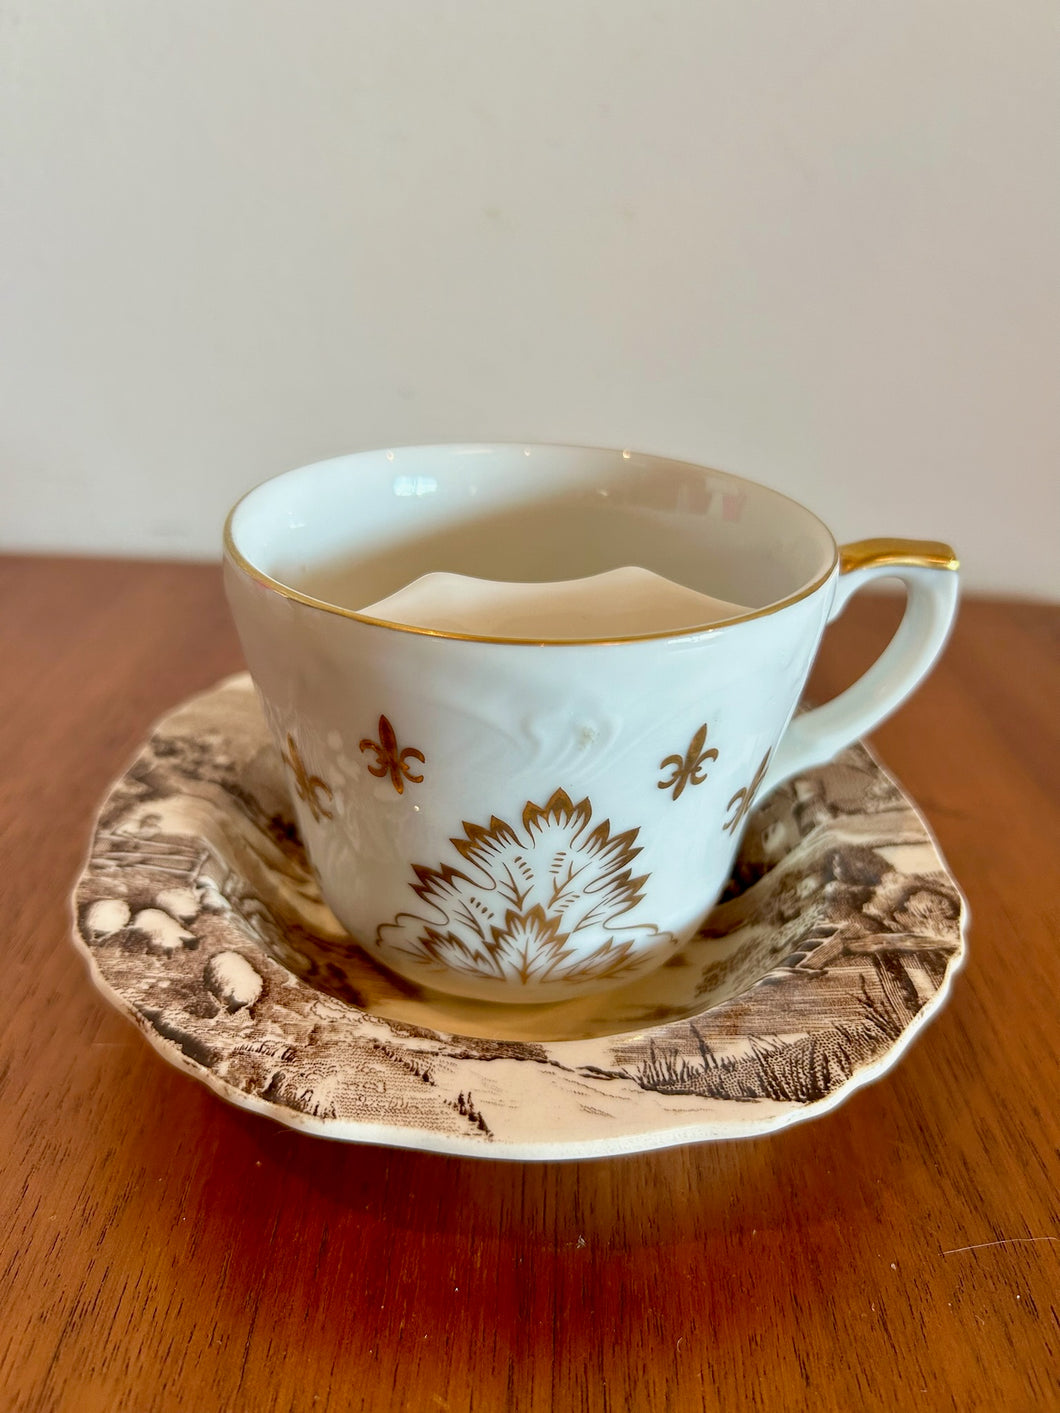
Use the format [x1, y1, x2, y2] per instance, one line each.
[941, 1236, 1057, 1256]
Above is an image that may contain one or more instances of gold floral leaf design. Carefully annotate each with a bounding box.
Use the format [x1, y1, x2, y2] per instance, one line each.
[658, 722, 719, 801]
[724, 749, 772, 835]
[281, 734, 334, 823]
[377, 789, 671, 985]
[359, 715, 425, 795]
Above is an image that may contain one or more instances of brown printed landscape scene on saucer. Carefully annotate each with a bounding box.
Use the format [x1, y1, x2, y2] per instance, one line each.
[73, 676, 966, 1160]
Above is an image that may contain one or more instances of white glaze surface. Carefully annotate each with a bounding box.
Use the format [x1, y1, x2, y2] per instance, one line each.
[225, 445, 958, 1004]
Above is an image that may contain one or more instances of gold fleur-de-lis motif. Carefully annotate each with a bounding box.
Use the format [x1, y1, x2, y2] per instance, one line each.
[658, 722, 719, 801]
[724, 749, 772, 835]
[359, 715, 425, 795]
[281, 734, 334, 823]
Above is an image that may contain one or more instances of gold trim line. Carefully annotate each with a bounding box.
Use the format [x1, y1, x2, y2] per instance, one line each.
[223, 521, 838, 646]
[222, 444, 846, 647]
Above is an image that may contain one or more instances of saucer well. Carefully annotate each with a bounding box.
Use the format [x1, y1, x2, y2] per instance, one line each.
[72, 675, 966, 1160]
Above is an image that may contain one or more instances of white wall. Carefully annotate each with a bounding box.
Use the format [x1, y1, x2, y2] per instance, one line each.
[2, 1, 1058, 596]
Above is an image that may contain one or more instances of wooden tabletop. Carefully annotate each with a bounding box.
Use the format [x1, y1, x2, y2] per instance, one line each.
[2, 555, 1057, 1412]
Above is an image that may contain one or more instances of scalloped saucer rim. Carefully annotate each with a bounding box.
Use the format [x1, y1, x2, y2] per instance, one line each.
[71, 674, 968, 1161]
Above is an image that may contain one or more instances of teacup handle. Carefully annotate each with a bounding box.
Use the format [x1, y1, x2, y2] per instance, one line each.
[760, 538, 960, 794]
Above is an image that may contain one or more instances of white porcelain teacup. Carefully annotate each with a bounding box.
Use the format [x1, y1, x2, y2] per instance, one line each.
[224, 444, 958, 1004]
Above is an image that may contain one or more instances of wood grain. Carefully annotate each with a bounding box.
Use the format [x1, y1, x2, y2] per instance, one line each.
[1, 556, 1057, 1413]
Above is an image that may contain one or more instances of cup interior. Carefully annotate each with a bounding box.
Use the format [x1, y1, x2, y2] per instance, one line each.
[226, 444, 837, 631]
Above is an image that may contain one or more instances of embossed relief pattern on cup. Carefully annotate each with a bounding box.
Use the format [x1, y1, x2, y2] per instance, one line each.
[376, 788, 672, 986]
[517, 704, 624, 776]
